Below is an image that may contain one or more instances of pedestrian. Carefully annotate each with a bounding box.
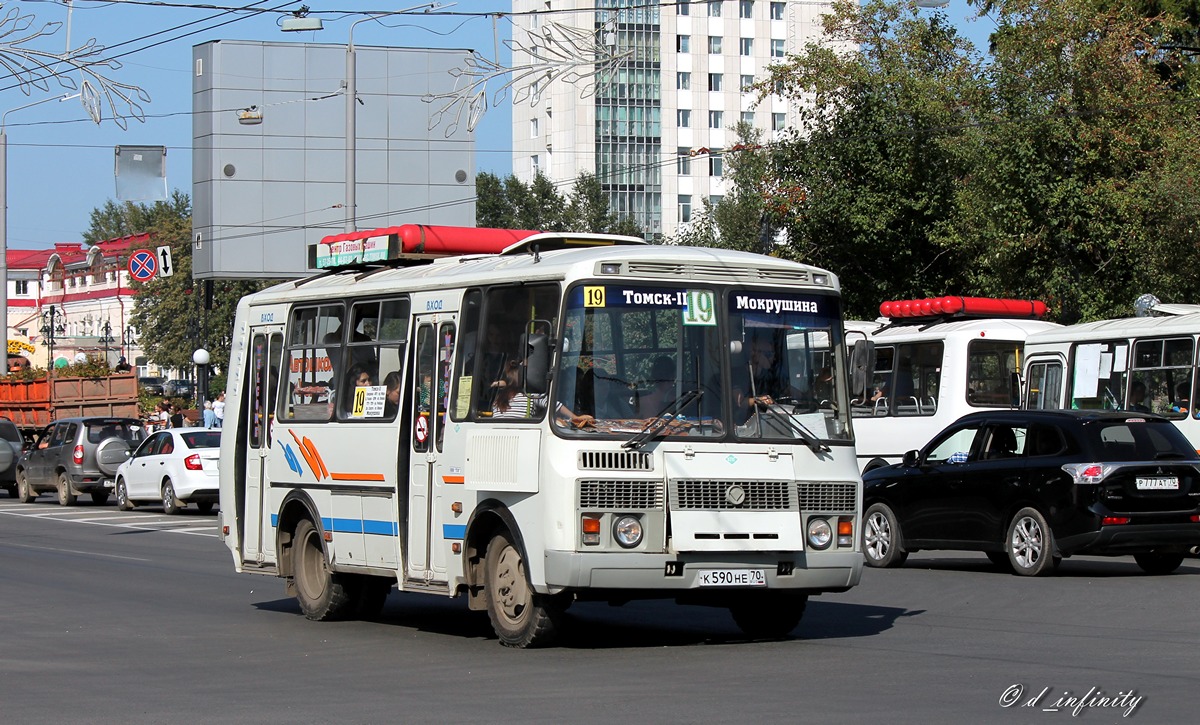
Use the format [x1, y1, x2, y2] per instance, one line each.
[202, 400, 217, 428]
[169, 404, 184, 429]
[212, 392, 225, 428]
[114, 356, 131, 373]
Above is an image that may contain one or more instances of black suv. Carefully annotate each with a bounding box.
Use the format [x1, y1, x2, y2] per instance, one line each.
[15, 417, 146, 505]
[862, 410, 1200, 575]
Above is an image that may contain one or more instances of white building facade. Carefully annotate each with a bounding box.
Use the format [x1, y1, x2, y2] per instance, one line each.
[511, 0, 831, 238]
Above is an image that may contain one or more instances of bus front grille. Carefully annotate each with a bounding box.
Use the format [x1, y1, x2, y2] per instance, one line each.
[624, 262, 811, 285]
[670, 480, 796, 511]
[579, 450, 653, 471]
[579, 480, 664, 510]
[797, 482, 858, 513]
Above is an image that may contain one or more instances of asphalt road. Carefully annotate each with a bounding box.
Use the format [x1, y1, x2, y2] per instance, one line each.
[1, 496, 1197, 724]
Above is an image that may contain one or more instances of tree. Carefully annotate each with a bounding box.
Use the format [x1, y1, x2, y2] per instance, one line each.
[669, 125, 772, 253]
[86, 191, 267, 376]
[476, 171, 643, 236]
[564, 172, 644, 236]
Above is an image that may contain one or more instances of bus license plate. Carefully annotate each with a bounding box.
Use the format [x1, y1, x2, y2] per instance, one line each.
[1136, 476, 1179, 490]
[697, 569, 767, 587]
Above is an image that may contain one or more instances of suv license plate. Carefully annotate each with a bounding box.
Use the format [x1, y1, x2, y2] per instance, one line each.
[1136, 476, 1179, 490]
[697, 569, 767, 587]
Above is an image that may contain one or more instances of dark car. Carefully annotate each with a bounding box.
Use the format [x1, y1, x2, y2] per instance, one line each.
[163, 379, 194, 399]
[139, 376, 165, 396]
[861, 410, 1200, 576]
[14, 417, 146, 505]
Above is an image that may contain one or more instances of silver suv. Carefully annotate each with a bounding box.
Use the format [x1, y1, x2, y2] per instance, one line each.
[0, 418, 21, 497]
[15, 417, 145, 505]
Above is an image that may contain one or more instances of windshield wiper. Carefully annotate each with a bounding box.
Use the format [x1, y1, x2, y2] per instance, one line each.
[622, 389, 704, 450]
[763, 403, 831, 454]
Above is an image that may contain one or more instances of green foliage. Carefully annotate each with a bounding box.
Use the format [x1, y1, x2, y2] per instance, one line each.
[475, 172, 643, 236]
[709, 0, 1200, 322]
[85, 191, 269, 375]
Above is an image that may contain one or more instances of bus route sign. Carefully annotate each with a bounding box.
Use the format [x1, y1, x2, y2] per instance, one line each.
[128, 249, 158, 282]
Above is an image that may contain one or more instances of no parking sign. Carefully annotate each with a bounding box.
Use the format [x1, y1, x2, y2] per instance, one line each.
[128, 249, 157, 282]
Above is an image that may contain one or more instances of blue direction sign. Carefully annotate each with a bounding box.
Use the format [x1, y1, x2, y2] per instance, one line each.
[128, 249, 158, 282]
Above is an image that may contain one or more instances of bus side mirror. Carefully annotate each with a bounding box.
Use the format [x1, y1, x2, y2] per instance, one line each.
[850, 340, 875, 401]
[524, 334, 549, 394]
[1010, 371, 1022, 408]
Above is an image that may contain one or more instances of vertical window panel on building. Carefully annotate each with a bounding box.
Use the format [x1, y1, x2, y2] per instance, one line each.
[677, 147, 692, 174]
[678, 34, 690, 52]
[678, 109, 692, 127]
[771, 38, 786, 57]
[772, 112, 786, 131]
[741, 110, 755, 124]
[740, 74, 755, 91]
[677, 71, 690, 90]
[708, 35, 723, 54]
[708, 110, 724, 129]
[709, 1, 723, 17]
[708, 73, 723, 91]
[770, 2, 784, 20]
[739, 37, 753, 56]
[740, 0, 754, 19]
[709, 150, 724, 176]
[679, 194, 693, 223]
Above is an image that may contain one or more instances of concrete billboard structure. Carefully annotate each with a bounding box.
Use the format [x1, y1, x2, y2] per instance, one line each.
[192, 40, 476, 280]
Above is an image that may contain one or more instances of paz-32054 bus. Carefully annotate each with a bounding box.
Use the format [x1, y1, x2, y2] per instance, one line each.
[217, 225, 862, 646]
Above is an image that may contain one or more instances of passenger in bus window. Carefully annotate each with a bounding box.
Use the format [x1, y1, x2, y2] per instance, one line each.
[1172, 382, 1190, 414]
[384, 371, 401, 418]
[493, 361, 593, 426]
[736, 336, 789, 416]
[1127, 380, 1151, 413]
[638, 355, 677, 417]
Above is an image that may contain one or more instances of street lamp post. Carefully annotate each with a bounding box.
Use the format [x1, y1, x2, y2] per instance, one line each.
[99, 320, 114, 367]
[282, 4, 441, 234]
[40, 305, 63, 375]
[122, 324, 137, 359]
[193, 348, 210, 408]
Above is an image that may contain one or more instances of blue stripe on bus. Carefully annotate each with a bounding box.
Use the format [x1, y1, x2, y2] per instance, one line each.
[443, 524, 466, 540]
[268, 514, 397, 537]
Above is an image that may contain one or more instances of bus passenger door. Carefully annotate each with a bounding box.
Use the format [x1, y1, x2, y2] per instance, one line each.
[242, 328, 284, 564]
[406, 317, 456, 585]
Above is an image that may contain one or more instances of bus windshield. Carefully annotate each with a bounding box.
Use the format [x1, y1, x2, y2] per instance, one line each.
[553, 283, 852, 443]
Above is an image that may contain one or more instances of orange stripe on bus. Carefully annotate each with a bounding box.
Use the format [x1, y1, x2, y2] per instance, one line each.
[330, 473, 386, 482]
[302, 436, 329, 479]
[442, 475, 465, 484]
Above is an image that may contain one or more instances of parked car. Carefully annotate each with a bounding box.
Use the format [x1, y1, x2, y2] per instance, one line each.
[14, 417, 146, 505]
[0, 417, 23, 497]
[163, 379, 194, 399]
[115, 429, 220, 514]
[138, 377, 165, 396]
[862, 410, 1200, 576]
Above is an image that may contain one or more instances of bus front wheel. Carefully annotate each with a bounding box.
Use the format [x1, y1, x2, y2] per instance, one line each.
[292, 519, 355, 621]
[484, 531, 562, 648]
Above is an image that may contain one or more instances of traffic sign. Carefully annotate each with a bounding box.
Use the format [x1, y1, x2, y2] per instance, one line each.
[128, 250, 157, 282]
[157, 245, 174, 278]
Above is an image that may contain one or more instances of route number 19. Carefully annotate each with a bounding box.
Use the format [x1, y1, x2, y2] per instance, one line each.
[683, 289, 715, 326]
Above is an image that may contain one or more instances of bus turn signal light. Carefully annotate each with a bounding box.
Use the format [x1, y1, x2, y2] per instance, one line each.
[837, 517, 853, 547]
[582, 516, 601, 545]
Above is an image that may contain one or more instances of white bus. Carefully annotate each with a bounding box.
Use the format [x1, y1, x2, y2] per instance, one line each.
[1022, 311, 1200, 448]
[848, 296, 1060, 471]
[217, 225, 863, 647]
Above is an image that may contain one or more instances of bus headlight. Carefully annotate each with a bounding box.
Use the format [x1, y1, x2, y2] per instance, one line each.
[613, 515, 643, 549]
[807, 518, 832, 550]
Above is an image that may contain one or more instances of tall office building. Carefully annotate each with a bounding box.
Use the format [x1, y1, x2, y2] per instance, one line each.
[511, 0, 831, 239]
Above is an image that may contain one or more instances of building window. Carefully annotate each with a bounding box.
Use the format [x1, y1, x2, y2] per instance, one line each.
[530, 118, 539, 138]
[741, 110, 755, 124]
[771, 39, 786, 58]
[679, 1, 690, 15]
[678, 109, 692, 127]
[710, 194, 724, 206]
[708, 73, 723, 91]
[678, 35, 690, 53]
[772, 112, 787, 130]
[708, 36, 722, 54]
[531, 154, 540, 174]
[740, 0, 754, 19]
[740, 74, 755, 91]
[709, 151, 724, 176]
[770, 2, 784, 20]
[678, 148, 692, 174]
[708, 110, 724, 129]
[708, 1, 723, 17]
[679, 194, 693, 223]
[14, 280, 29, 295]
[677, 71, 691, 90]
[739, 37, 753, 56]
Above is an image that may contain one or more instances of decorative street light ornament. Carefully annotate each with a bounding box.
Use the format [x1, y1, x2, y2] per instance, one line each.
[423, 20, 632, 136]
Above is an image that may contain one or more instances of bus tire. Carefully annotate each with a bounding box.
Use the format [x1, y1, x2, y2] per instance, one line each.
[484, 531, 562, 648]
[730, 592, 807, 639]
[292, 519, 355, 621]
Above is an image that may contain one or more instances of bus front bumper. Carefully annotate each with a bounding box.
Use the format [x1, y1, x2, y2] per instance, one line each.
[541, 549, 863, 594]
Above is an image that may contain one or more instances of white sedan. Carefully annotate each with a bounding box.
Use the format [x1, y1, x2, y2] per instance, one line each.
[115, 429, 221, 514]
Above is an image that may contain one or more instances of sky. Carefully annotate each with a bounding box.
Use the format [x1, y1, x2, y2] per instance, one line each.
[0, 0, 995, 251]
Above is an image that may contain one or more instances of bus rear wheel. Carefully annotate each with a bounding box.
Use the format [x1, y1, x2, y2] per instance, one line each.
[292, 519, 355, 621]
[484, 532, 562, 648]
